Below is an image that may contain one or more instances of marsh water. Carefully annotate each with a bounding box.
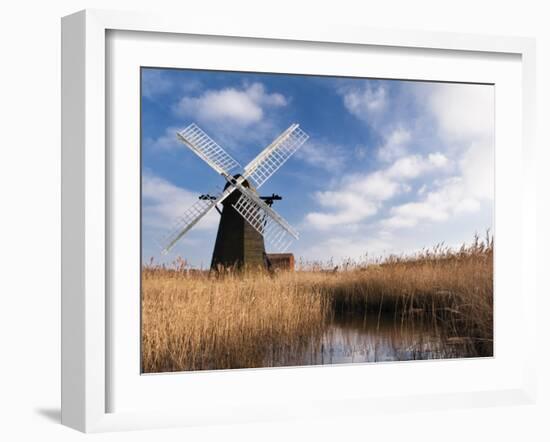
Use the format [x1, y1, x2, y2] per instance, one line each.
[265, 313, 482, 368]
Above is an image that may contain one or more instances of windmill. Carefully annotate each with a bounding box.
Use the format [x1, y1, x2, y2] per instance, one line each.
[159, 122, 309, 270]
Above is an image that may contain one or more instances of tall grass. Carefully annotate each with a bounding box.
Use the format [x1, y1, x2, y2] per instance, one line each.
[141, 235, 493, 373]
[142, 270, 327, 372]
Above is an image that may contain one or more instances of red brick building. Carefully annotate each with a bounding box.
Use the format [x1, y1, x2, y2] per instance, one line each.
[266, 253, 295, 271]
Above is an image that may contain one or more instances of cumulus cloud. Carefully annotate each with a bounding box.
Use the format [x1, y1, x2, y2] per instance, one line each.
[304, 153, 448, 230]
[295, 140, 347, 172]
[385, 153, 449, 179]
[174, 82, 287, 127]
[428, 83, 494, 204]
[382, 176, 482, 229]
[428, 83, 494, 142]
[342, 84, 387, 122]
[305, 201, 378, 230]
[166, 82, 290, 150]
[377, 128, 412, 162]
[381, 83, 495, 231]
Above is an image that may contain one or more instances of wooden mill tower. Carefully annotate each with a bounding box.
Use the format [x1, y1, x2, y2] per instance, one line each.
[210, 178, 266, 270]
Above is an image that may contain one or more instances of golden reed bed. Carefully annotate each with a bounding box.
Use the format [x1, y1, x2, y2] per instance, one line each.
[142, 236, 493, 373]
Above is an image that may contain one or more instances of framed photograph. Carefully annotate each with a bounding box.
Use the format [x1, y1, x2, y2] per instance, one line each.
[61, 9, 537, 432]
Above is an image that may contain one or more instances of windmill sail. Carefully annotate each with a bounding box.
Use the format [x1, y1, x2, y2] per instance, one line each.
[160, 185, 234, 255]
[160, 122, 309, 256]
[232, 185, 298, 252]
[177, 123, 241, 176]
[242, 124, 309, 189]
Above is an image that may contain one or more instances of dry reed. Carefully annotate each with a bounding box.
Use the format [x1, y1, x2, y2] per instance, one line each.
[142, 235, 493, 373]
[142, 270, 327, 372]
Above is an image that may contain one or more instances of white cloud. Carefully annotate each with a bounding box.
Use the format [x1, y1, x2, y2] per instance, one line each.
[144, 126, 183, 151]
[350, 171, 401, 200]
[142, 172, 218, 232]
[386, 153, 449, 179]
[144, 83, 290, 154]
[386, 201, 449, 227]
[295, 140, 347, 172]
[382, 176, 484, 229]
[168, 82, 289, 151]
[455, 197, 481, 214]
[342, 84, 387, 121]
[300, 235, 391, 264]
[427, 152, 449, 168]
[179, 78, 203, 94]
[174, 82, 287, 127]
[305, 201, 378, 229]
[428, 83, 494, 142]
[304, 153, 448, 230]
[142, 69, 173, 99]
[377, 128, 411, 162]
[380, 84, 494, 231]
[459, 141, 494, 200]
[378, 83, 494, 232]
[297, 81, 494, 264]
[431, 83, 494, 202]
[245, 82, 287, 107]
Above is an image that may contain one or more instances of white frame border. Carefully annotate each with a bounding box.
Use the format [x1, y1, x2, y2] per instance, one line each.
[61, 9, 537, 433]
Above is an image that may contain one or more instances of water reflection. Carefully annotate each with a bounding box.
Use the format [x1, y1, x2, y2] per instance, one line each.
[292, 314, 481, 367]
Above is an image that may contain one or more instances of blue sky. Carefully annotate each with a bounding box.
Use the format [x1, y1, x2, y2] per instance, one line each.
[141, 68, 494, 268]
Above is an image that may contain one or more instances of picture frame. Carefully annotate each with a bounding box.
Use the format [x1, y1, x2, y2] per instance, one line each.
[61, 9, 537, 433]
